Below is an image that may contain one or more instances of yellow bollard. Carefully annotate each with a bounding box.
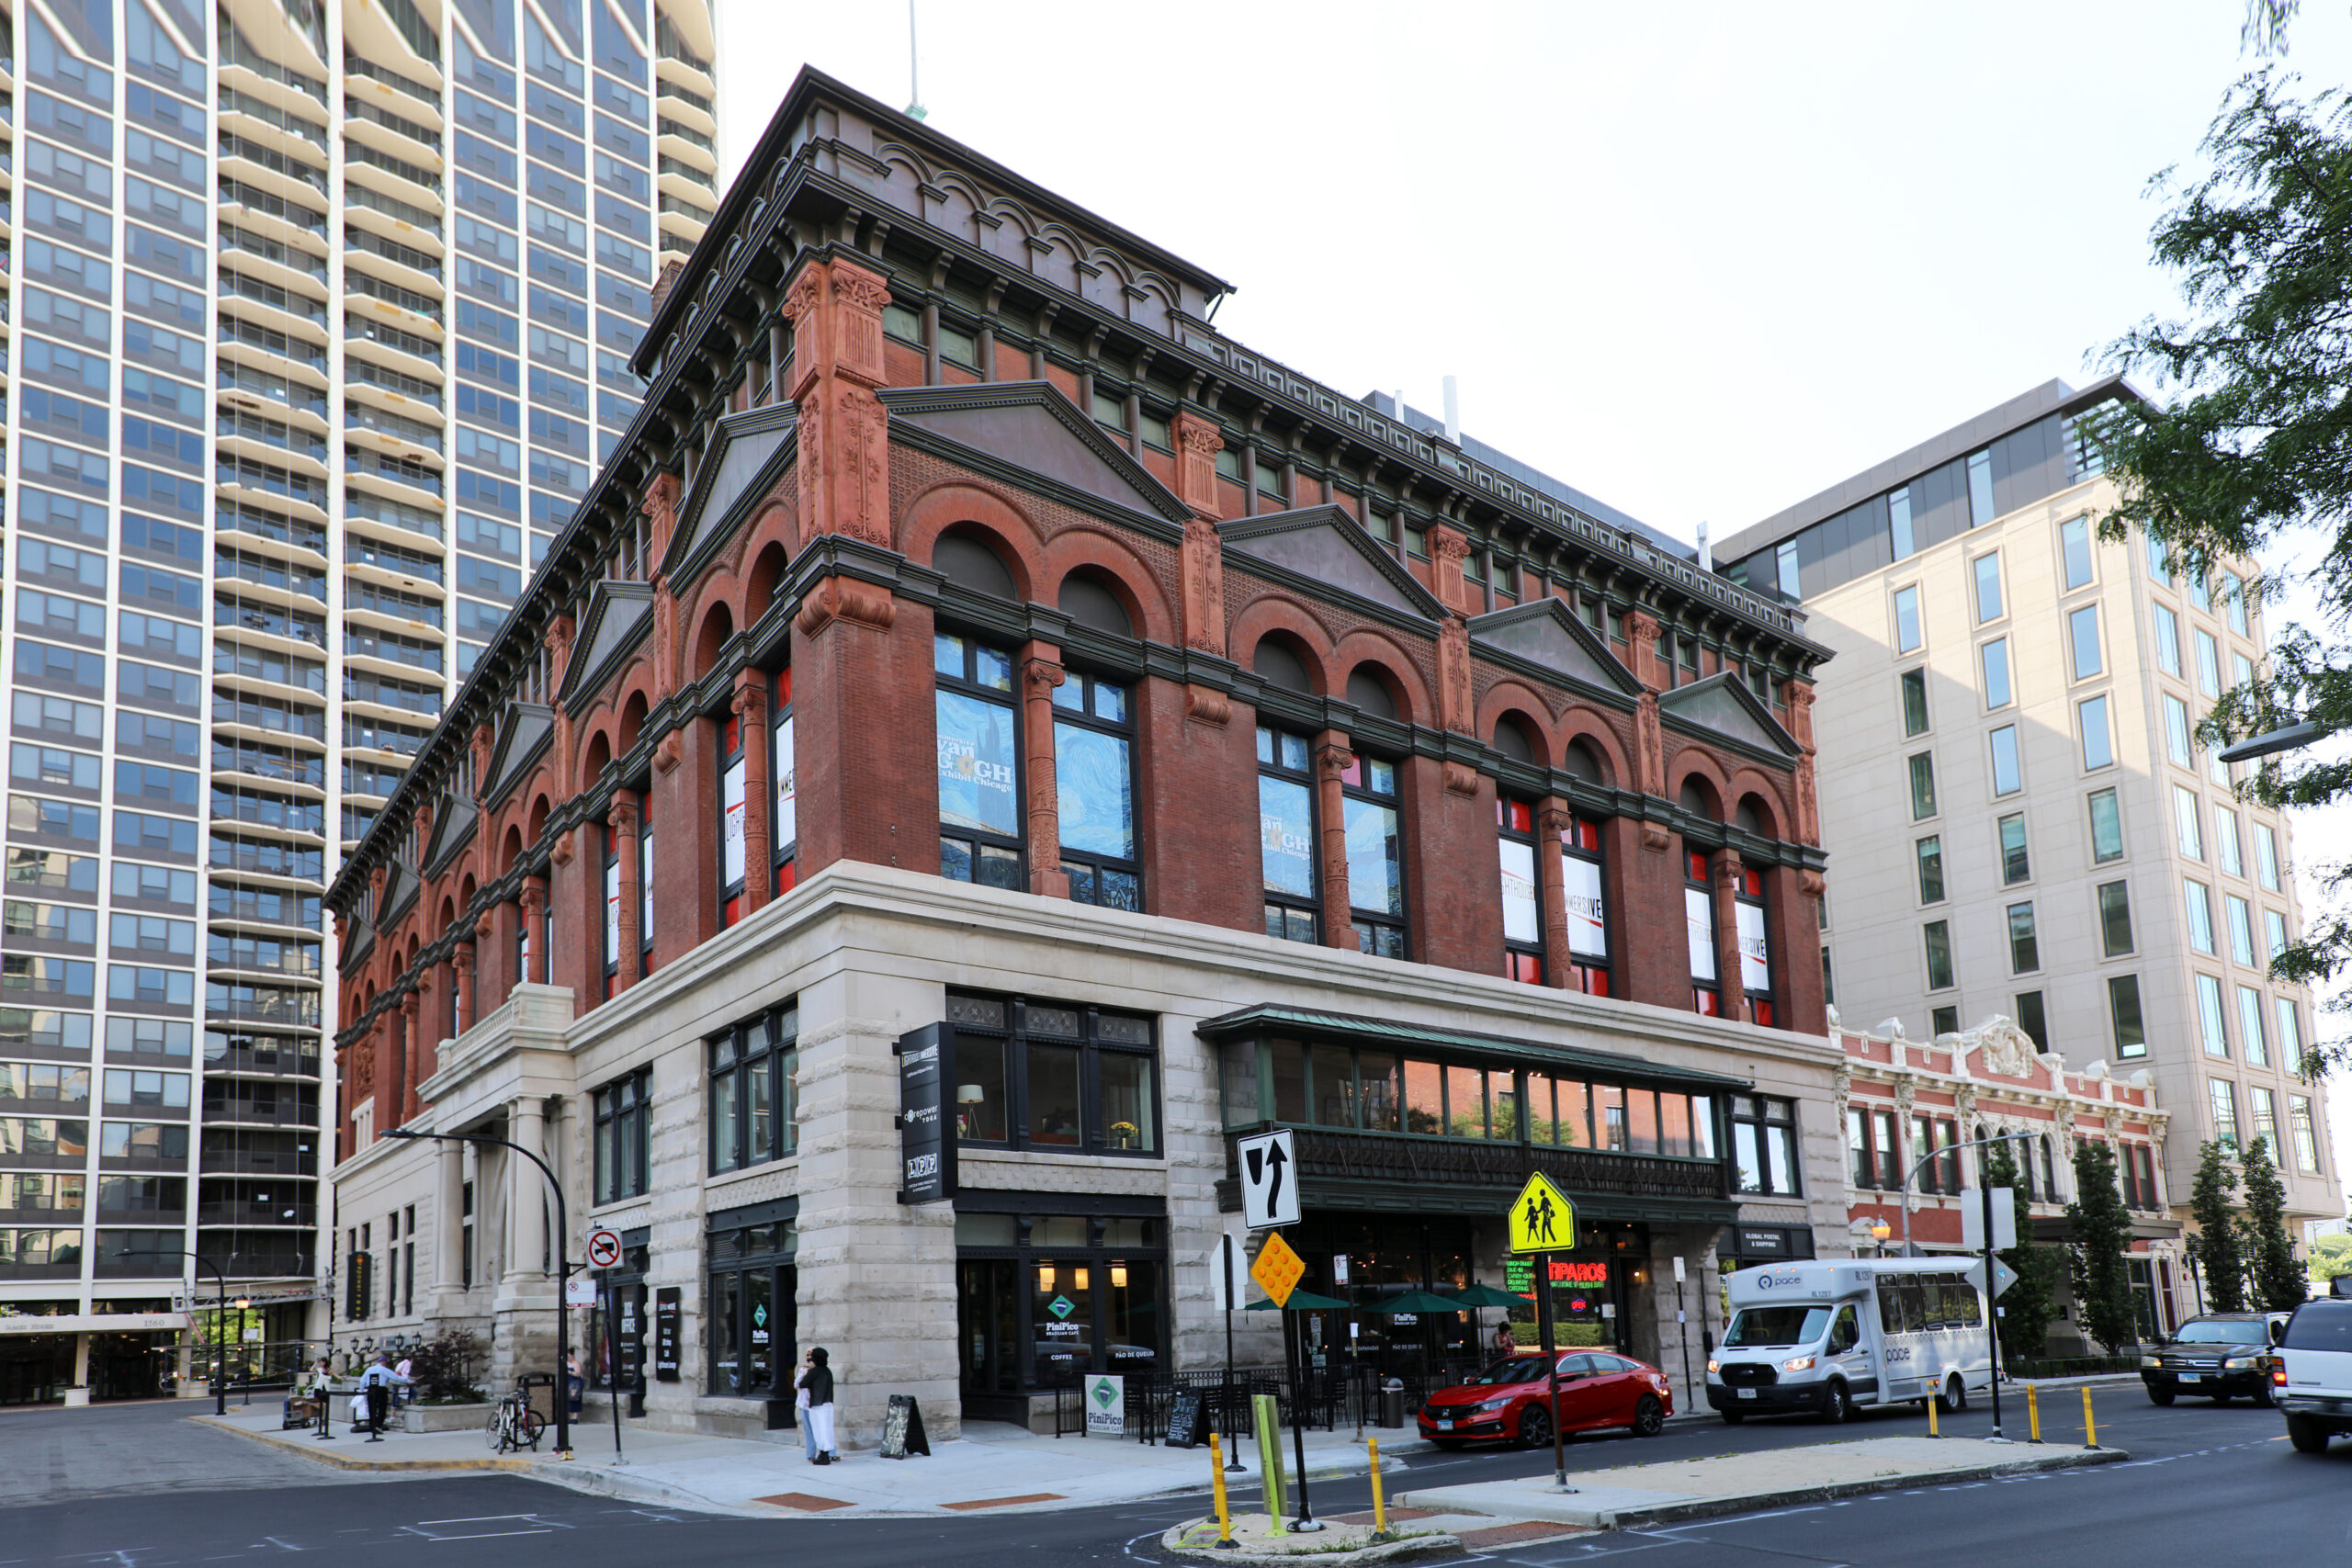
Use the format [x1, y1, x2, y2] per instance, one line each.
[1368, 1435, 1389, 1540]
[2027, 1384, 2042, 1444]
[1925, 1389, 1939, 1438]
[1209, 1431, 1237, 1549]
[2082, 1385, 2098, 1450]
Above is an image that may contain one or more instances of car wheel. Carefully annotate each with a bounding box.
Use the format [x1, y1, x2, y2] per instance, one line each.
[1721, 1408, 1746, 1425]
[1936, 1375, 1967, 1415]
[2288, 1416, 2331, 1454]
[2146, 1384, 2176, 1406]
[1632, 1394, 1665, 1438]
[1518, 1404, 1553, 1450]
[1819, 1382, 1852, 1425]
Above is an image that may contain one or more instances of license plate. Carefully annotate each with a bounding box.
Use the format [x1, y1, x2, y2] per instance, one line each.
[1435, 1419, 1453, 1430]
[1737, 1388, 1758, 1400]
[2179, 1373, 2202, 1383]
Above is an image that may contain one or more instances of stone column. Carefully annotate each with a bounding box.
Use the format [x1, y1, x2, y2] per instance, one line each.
[1537, 797, 1575, 989]
[609, 791, 641, 994]
[1713, 850, 1750, 1024]
[733, 674, 772, 915]
[1021, 644, 1069, 898]
[433, 1134, 465, 1303]
[399, 990, 424, 1123]
[453, 939, 476, 1035]
[769, 319, 789, 403]
[1314, 732, 1357, 951]
[506, 1098, 547, 1285]
[519, 878, 548, 985]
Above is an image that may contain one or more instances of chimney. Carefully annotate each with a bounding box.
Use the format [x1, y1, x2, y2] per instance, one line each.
[1442, 376, 1460, 445]
[1394, 389, 1408, 428]
[1696, 520, 1713, 572]
[648, 258, 687, 318]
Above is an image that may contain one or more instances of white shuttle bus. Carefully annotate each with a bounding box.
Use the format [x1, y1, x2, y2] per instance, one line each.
[1705, 1258, 1993, 1424]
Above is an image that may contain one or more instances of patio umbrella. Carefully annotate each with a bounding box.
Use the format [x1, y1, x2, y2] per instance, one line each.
[1361, 1292, 1470, 1381]
[1244, 1290, 1350, 1311]
[1447, 1283, 1525, 1359]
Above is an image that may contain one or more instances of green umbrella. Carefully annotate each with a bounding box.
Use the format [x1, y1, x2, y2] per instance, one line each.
[1245, 1290, 1350, 1311]
[1359, 1291, 1466, 1314]
[1447, 1284, 1523, 1309]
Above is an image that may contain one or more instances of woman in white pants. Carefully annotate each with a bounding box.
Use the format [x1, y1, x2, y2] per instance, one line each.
[803, 1346, 837, 1463]
[793, 1351, 817, 1461]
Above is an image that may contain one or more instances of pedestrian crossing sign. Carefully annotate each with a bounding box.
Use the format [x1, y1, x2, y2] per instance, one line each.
[1507, 1173, 1576, 1255]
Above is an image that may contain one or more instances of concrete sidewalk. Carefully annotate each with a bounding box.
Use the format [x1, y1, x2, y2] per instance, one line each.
[197, 1405, 1425, 1518]
[1394, 1434, 2128, 1529]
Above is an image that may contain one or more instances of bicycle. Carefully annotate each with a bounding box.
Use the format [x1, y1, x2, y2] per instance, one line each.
[485, 1383, 547, 1453]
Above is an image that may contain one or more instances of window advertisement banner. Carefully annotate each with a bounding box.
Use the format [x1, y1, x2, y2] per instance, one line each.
[639, 829, 653, 933]
[1736, 901, 1770, 993]
[774, 713, 797, 852]
[1258, 776, 1314, 898]
[1343, 799, 1402, 917]
[1563, 852, 1607, 959]
[1498, 840, 1539, 944]
[936, 692, 1018, 837]
[1685, 886, 1717, 981]
[1054, 723, 1132, 858]
[721, 754, 746, 886]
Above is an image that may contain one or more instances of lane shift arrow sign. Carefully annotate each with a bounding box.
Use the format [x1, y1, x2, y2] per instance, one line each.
[1237, 1129, 1299, 1230]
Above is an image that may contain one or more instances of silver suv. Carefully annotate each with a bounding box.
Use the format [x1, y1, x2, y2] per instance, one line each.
[2274, 1299, 2352, 1453]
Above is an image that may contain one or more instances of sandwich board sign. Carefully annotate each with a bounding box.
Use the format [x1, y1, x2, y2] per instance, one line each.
[1237, 1128, 1299, 1230]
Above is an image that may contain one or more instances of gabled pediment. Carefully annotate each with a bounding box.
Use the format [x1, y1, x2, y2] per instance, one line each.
[560, 581, 656, 706]
[421, 795, 478, 878]
[1468, 598, 1640, 698]
[879, 381, 1192, 527]
[1657, 672, 1800, 758]
[662, 402, 797, 581]
[482, 703, 556, 809]
[1219, 505, 1448, 624]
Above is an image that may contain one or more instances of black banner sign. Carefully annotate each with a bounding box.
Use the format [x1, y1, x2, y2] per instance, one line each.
[896, 1023, 956, 1204]
[653, 1287, 681, 1382]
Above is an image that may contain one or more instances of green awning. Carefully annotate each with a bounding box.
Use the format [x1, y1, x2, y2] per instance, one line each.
[1195, 1005, 1753, 1095]
[1245, 1291, 1351, 1312]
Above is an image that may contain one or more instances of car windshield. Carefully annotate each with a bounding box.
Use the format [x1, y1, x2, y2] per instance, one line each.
[2284, 1304, 2352, 1351]
[2172, 1320, 2257, 1343]
[1466, 1356, 1552, 1386]
[1724, 1305, 1830, 1348]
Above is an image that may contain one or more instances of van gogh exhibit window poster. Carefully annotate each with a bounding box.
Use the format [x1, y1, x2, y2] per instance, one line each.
[1498, 840, 1540, 944]
[1736, 900, 1771, 992]
[1054, 724, 1133, 859]
[1258, 776, 1315, 898]
[1564, 852, 1608, 959]
[936, 691, 1020, 838]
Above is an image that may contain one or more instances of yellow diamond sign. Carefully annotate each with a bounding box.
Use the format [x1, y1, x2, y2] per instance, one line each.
[1507, 1172, 1576, 1255]
[1250, 1231, 1306, 1309]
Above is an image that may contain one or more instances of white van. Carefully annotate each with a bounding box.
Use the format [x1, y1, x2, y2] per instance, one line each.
[1706, 1258, 1994, 1424]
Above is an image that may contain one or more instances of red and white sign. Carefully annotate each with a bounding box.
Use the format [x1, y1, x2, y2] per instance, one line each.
[586, 1229, 622, 1269]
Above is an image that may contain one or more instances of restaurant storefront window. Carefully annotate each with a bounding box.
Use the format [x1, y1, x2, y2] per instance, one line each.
[707, 1201, 797, 1401]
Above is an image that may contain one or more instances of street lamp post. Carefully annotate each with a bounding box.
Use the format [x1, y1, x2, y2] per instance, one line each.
[1897, 1130, 2027, 1438]
[383, 1126, 572, 1457]
[130, 1248, 229, 1415]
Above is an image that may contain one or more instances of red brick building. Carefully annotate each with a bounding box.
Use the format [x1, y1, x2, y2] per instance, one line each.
[325, 69, 1848, 1439]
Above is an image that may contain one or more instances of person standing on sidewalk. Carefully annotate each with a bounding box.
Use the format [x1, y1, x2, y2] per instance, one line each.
[803, 1348, 837, 1464]
[793, 1350, 819, 1461]
[393, 1351, 413, 1409]
[357, 1352, 407, 1435]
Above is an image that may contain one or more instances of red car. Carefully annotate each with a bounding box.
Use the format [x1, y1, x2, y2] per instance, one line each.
[1418, 1350, 1674, 1449]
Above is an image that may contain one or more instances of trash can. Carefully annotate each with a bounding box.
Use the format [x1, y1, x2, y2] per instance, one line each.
[1378, 1380, 1407, 1429]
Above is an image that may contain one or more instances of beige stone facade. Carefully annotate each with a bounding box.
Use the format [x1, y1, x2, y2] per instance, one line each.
[331, 863, 1848, 1445]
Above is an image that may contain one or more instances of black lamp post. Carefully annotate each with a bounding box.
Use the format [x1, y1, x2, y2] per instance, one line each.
[130, 1248, 229, 1416]
[383, 1126, 572, 1457]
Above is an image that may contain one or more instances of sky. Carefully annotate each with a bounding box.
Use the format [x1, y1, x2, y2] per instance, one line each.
[708, 2, 2352, 1213]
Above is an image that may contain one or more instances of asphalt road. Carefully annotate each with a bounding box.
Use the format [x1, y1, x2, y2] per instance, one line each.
[3, 1387, 2341, 1567]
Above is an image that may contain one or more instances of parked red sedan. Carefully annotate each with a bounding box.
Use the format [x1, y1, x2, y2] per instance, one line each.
[1418, 1350, 1674, 1449]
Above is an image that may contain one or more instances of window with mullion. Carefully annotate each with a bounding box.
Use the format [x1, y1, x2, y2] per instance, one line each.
[593, 1066, 650, 1204]
[718, 713, 748, 926]
[1684, 851, 1721, 1015]
[1496, 795, 1543, 984]
[1256, 725, 1317, 943]
[1561, 814, 1610, 993]
[946, 993, 1159, 1156]
[1733, 865, 1774, 1026]
[707, 1003, 799, 1174]
[772, 668, 797, 897]
[1340, 753, 1405, 959]
[638, 783, 654, 974]
[1729, 1094, 1800, 1195]
[601, 820, 620, 999]
[935, 632, 1023, 890]
[1053, 670, 1138, 910]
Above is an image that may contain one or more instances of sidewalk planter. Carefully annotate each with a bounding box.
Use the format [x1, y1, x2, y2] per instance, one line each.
[404, 1402, 493, 1434]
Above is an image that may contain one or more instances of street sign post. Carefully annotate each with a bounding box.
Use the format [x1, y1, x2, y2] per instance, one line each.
[1237, 1129, 1300, 1230]
[1246, 1228, 1318, 1532]
[1506, 1175, 1577, 1492]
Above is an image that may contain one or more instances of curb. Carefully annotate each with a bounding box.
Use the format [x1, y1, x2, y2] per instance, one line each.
[193, 1416, 542, 1475]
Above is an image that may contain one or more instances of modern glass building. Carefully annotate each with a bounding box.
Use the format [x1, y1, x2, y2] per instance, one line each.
[0, 0, 717, 1404]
